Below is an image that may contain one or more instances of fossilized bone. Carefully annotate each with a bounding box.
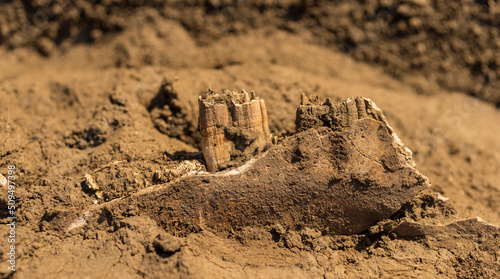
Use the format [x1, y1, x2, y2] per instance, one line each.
[199, 89, 270, 172]
[67, 96, 430, 235]
[296, 95, 414, 166]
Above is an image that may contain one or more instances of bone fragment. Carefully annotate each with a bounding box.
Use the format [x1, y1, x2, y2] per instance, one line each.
[198, 89, 270, 172]
[296, 96, 414, 166]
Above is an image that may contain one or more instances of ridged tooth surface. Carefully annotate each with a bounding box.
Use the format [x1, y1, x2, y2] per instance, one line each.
[199, 89, 270, 172]
[296, 96, 414, 166]
[199, 100, 231, 173]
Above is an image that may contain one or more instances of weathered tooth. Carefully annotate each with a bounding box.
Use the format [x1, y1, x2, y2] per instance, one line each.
[250, 90, 256, 100]
[199, 90, 270, 172]
[198, 99, 231, 172]
[324, 98, 332, 107]
[295, 96, 415, 166]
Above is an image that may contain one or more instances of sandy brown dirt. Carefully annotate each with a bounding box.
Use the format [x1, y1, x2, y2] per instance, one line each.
[0, 2, 500, 279]
[1, 1, 499, 104]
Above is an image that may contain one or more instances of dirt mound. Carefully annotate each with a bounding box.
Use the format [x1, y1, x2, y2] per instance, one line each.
[299, 0, 500, 105]
[1, 1, 499, 105]
[149, 77, 201, 148]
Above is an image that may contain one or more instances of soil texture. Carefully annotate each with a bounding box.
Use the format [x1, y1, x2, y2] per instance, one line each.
[0, 1, 500, 278]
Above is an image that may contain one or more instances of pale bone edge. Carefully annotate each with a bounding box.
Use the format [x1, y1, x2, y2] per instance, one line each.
[391, 216, 500, 237]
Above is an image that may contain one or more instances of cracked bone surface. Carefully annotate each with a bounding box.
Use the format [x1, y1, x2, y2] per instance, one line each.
[198, 89, 270, 172]
[296, 95, 415, 166]
[70, 97, 430, 235]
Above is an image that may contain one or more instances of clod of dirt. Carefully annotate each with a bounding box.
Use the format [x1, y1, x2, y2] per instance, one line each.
[198, 89, 271, 172]
[49, 82, 80, 108]
[366, 190, 500, 240]
[69, 97, 429, 235]
[149, 78, 200, 148]
[36, 37, 56, 56]
[152, 232, 184, 257]
[112, 43, 131, 68]
[40, 209, 79, 232]
[64, 127, 107, 149]
[396, 190, 458, 224]
[369, 190, 458, 235]
[64, 92, 132, 149]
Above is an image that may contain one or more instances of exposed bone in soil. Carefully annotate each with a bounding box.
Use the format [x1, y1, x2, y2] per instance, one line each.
[67, 97, 429, 236]
[296, 96, 414, 165]
[199, 89, 271, 172]
[2, 3, 500, 277]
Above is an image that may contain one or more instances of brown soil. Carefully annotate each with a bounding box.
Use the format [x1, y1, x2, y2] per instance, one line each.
[1, 1, 500, 278]
[2, 1, 500, 105]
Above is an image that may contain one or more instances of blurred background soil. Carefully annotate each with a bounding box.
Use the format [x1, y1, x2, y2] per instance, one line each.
[0, 0, 499, 278]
